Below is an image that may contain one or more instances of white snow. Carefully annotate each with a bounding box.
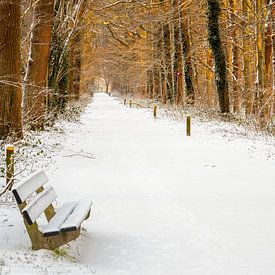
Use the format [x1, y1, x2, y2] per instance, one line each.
[43, 202, 77, 236]
[1, 92, 275, 274]
[22, 186, 57, 224]
[60, 199, 92, 232]
[12, 169, 49, 204]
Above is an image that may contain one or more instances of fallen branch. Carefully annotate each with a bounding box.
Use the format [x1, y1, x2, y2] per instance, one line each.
[0, 177, 14, 197]
[63, 150, 95, 159]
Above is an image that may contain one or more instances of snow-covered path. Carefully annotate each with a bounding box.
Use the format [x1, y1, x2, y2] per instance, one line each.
[1, 92, 275, 274]
[51, 93, 275, 274]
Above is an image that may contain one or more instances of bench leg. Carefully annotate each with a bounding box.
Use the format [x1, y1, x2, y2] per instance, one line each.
[31, 229, 81, 250]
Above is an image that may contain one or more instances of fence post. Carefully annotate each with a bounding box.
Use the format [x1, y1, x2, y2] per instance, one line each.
[186, 116, 191, 136]
[130, 100, 132, 108]
[124, 99, 126, 105]
[153, 106, 157, 118]
[6, 145, 14, 188]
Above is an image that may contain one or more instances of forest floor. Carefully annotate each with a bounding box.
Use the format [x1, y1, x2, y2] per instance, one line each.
[1, 92, 275, 274]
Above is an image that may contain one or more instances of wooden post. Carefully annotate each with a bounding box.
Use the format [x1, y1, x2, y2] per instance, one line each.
[186, 116, 191, 136]
[124, 99, 126, 105]
[130, 100, 132, 108]
[153, 106, 157, 118]
[6, 144, 14, 188]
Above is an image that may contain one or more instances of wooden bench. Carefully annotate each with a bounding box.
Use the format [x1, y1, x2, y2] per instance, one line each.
[12, 169, 92, 250]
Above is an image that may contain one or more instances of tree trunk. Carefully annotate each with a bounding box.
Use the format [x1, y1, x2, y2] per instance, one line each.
[207, 0, 230, 113]
[256, 0, 266, 90]
[68, 31, 82, 100]
[162, 23, 173, 102]
[272, 1, 275, 89]
[230, 0, 241, 112]
[180, 1, 195, 105]
[173, 0, 183, 105]
[0, 0, 23, 139]
[24, 0, 54, 129]
[205, 48, 214, 107]
[242, 0, 254, 115]
[169, 0, 176, 102]
[271, 0, 275, 117]
[254, 0, 265, 118]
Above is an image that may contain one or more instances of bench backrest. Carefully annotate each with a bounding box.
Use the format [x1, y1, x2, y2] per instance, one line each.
[12, 169, 57, 225]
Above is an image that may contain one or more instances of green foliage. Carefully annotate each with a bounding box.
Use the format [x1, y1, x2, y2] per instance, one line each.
[53, 247, 68, 258]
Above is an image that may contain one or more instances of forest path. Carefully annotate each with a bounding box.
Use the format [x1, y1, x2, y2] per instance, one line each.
[50, 92, 275, 274]
[1, 92, 275, 274]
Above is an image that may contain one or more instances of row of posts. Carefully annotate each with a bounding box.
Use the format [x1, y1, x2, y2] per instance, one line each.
[3, 100, 191, 188]
[123, 99, 191, 136]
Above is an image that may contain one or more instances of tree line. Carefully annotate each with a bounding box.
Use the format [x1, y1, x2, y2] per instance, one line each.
[94, 0, 275, 127]
[0, 0, 91, 140]
[1, 0, 275, 141]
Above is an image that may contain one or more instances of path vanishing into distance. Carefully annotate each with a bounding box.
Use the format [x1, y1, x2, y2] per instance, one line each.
[1, 92, 275, 274]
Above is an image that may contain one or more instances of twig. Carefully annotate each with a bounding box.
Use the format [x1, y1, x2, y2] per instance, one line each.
[63, 150, 95, 159]
[0, 177, 14, 197]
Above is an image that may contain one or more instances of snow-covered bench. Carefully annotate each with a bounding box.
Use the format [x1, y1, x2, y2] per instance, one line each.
[12, 169, 92, 250]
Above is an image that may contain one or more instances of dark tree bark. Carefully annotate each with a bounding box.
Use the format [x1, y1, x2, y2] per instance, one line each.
[180, 2, 195, 105]
[207, 0, 230, 113]
[0, 0, 23, 139]
[68, 32, 82, 100]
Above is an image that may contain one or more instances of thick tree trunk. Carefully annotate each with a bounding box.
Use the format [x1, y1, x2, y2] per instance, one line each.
[207, 0, 230, 113]
[0, 0, 23, 139]
[24, 0, 54, 129]
[67, 0, 87, 101]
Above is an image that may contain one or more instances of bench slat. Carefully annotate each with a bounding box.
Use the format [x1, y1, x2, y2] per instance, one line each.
[12, 170, 49, 204]
[22, 186, 57, 225]
[61, 200, 92, 232]
[42, 202, 77, 237]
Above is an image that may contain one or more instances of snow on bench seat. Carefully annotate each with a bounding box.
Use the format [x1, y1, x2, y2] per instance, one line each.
[43, 202, 77, 237]
[22, 186, 57, 225]
[60, 200, 92, 232]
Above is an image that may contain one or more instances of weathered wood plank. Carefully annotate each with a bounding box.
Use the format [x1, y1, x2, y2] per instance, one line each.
[22, 186, 57, 225]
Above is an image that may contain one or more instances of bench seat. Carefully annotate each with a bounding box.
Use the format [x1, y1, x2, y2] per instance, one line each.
[60, 199, 92, 232]
[43, 200, 92, 237]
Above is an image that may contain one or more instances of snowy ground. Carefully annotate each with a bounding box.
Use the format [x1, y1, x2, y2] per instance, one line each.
[1, 92, 275, 274]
